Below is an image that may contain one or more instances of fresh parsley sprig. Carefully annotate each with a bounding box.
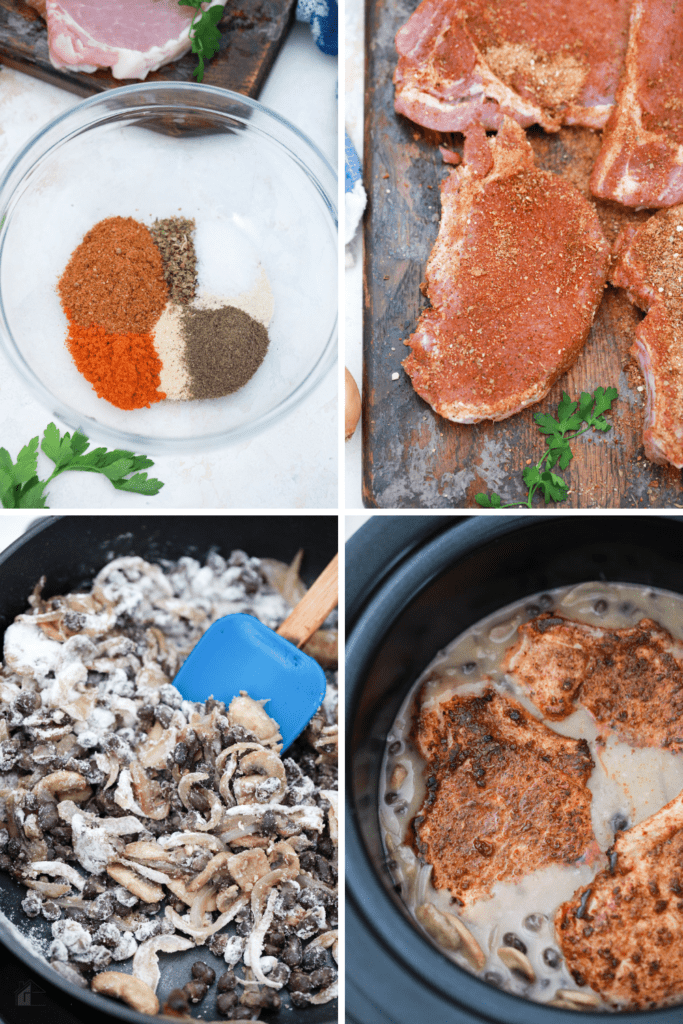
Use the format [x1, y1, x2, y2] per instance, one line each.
[179, 1, 225, 82]
[476, 387, 618, 509]
[0, 423, 164, 509]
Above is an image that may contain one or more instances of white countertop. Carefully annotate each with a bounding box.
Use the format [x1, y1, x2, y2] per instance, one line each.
[0, 22, 338, 510]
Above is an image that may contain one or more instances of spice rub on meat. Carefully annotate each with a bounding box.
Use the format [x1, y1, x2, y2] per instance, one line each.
[556, 789, 683, 1009]
[591, 0, 683, 209]
[504, 613, 683, 749]
[410, 688, 595, 905]
[394, 0, 631, 135]
[610, 208, 683, 469]
[402, 119, 610, 422]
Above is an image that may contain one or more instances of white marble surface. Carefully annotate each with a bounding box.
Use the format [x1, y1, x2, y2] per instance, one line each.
[0, 23, 338, 510]
[345, 0, 364, 509]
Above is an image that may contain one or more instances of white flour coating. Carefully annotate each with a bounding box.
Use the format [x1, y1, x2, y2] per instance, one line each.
[0, 549, 338, 1014]
[381, 581, 683, 1010]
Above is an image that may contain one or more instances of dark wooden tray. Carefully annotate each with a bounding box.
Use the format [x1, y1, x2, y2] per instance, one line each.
[0, 0, 296, 98]
[363, 0, 683, 508]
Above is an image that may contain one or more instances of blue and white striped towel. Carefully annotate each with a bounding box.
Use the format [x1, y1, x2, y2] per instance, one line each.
[296, 0, 338, 56]
[345, 131, 366, 245]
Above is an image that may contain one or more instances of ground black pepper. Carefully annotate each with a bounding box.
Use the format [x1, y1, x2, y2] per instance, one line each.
[182, 305, 270, 400]
[149, 217, 198, 305]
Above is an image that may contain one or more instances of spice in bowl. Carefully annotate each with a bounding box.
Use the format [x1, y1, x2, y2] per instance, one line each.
[58, 215, 273, 411]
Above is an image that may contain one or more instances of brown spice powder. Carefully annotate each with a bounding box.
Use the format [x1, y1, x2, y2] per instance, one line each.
[58, 216, 168, 334]
[182, 306, 270, 401]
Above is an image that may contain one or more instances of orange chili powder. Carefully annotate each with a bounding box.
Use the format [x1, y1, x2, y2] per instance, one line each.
[58, 216, 169, 409]
[64, 322, 166, 411]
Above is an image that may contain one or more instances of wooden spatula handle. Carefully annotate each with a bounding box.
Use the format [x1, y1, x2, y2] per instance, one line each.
[276, 553, 339, 648]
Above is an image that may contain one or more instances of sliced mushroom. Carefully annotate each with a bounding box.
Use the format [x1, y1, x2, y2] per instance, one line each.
[157, 831, 225, 853]
[132, 934, 194, 994]
[129, 762, 170, 820]
[415, 904, 462, 952]
[165, 876, 217, 912]
[307, 929, 338, 964]
[215, 884, 240, 913]
[227, 849, 270, 892]
[220, 802, 324, 832]
[138, 720, 178, 770]
[193, 790, 224, 832]
[91, 971, 159, 1015]
[233, 749, 286, 805]
[123, 841, 176, 868]
[247, 888, 282, 989]
[26, 860, 85, 891]
[320, 789, 338, 846]
[165, 896, 248, 940]
[51, 961, 88, 988]
[187, 851, 231, 892]
[302, 628, 338, 669]
[35, 771, 86, 801]
[214, 742, 263, 776]
[498, 945, 536, 981]
[94, 751, 120, 791]
[118, 857, 174, 885]
[227, 693, 282, 748]
[268, 841, 300, 876]
[178, 771, 209, 810]
[189, 882, 217, 928]
[556, 989, 601, 1008]
[304, 981, 338, 1005]
[25, 879, 70, 898]
[106, 864, 164, 903]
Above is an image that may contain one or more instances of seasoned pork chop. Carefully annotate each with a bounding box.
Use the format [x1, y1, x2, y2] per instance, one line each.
[610, 209, 683, 468]
[504, 613, 683, 750]
[591, 0, 683, 208]
[410, 687, 595, 905]
[26, 0, 222, 80]
[394, 0, 631, 135]
[402, 119, 610, 422]
[557, 789, 683, 1009]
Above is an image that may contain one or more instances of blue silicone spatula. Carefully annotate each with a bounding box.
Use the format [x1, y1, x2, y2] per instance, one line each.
[173, 554, 338, 749]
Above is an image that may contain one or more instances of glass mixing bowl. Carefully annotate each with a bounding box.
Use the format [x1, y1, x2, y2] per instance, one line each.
[0, 84, 337, 453]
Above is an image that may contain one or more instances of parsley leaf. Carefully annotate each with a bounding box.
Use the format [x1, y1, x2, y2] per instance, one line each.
[475, 386, 619, 509]
[179, 1, 225, 82]
[0, 424, 164, 509]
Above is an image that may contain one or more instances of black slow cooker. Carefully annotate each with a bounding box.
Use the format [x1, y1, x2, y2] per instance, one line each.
[0, 515, 337, 1024]
[346, 514, 683, 1024]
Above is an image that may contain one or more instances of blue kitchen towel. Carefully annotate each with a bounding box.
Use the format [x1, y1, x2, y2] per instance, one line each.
[296, 0, 338, 56]
[345, 131, 366, 245]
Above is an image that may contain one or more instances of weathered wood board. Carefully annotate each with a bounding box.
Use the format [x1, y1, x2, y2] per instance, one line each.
[0, 0, 295, 98]
[363, 0, 683, 509]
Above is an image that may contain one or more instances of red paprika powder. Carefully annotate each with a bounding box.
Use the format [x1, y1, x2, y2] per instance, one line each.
[58, 216, 169, 410]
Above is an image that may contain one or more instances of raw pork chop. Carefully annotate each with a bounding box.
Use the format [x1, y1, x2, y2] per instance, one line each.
[610, 209, 683, 467]
[25, 0, 222, 80]
[591, 0, 683, 208]
[557, 789, 683, 1009]
[402, 119, 610, 422]
[504, 612, 683, 749]
[410, 687, 595, 905]
[394, 0, 631, 135]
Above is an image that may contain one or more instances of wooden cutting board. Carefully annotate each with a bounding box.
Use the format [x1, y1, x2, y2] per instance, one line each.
[0, 0, 295, 98]
[363, 0, 683, 509]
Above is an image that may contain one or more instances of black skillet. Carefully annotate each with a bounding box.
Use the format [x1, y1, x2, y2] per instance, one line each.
[0, 515, 337, 1024]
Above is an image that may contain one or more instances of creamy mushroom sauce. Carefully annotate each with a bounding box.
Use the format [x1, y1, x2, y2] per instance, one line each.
[380, 581, 683, 1010]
